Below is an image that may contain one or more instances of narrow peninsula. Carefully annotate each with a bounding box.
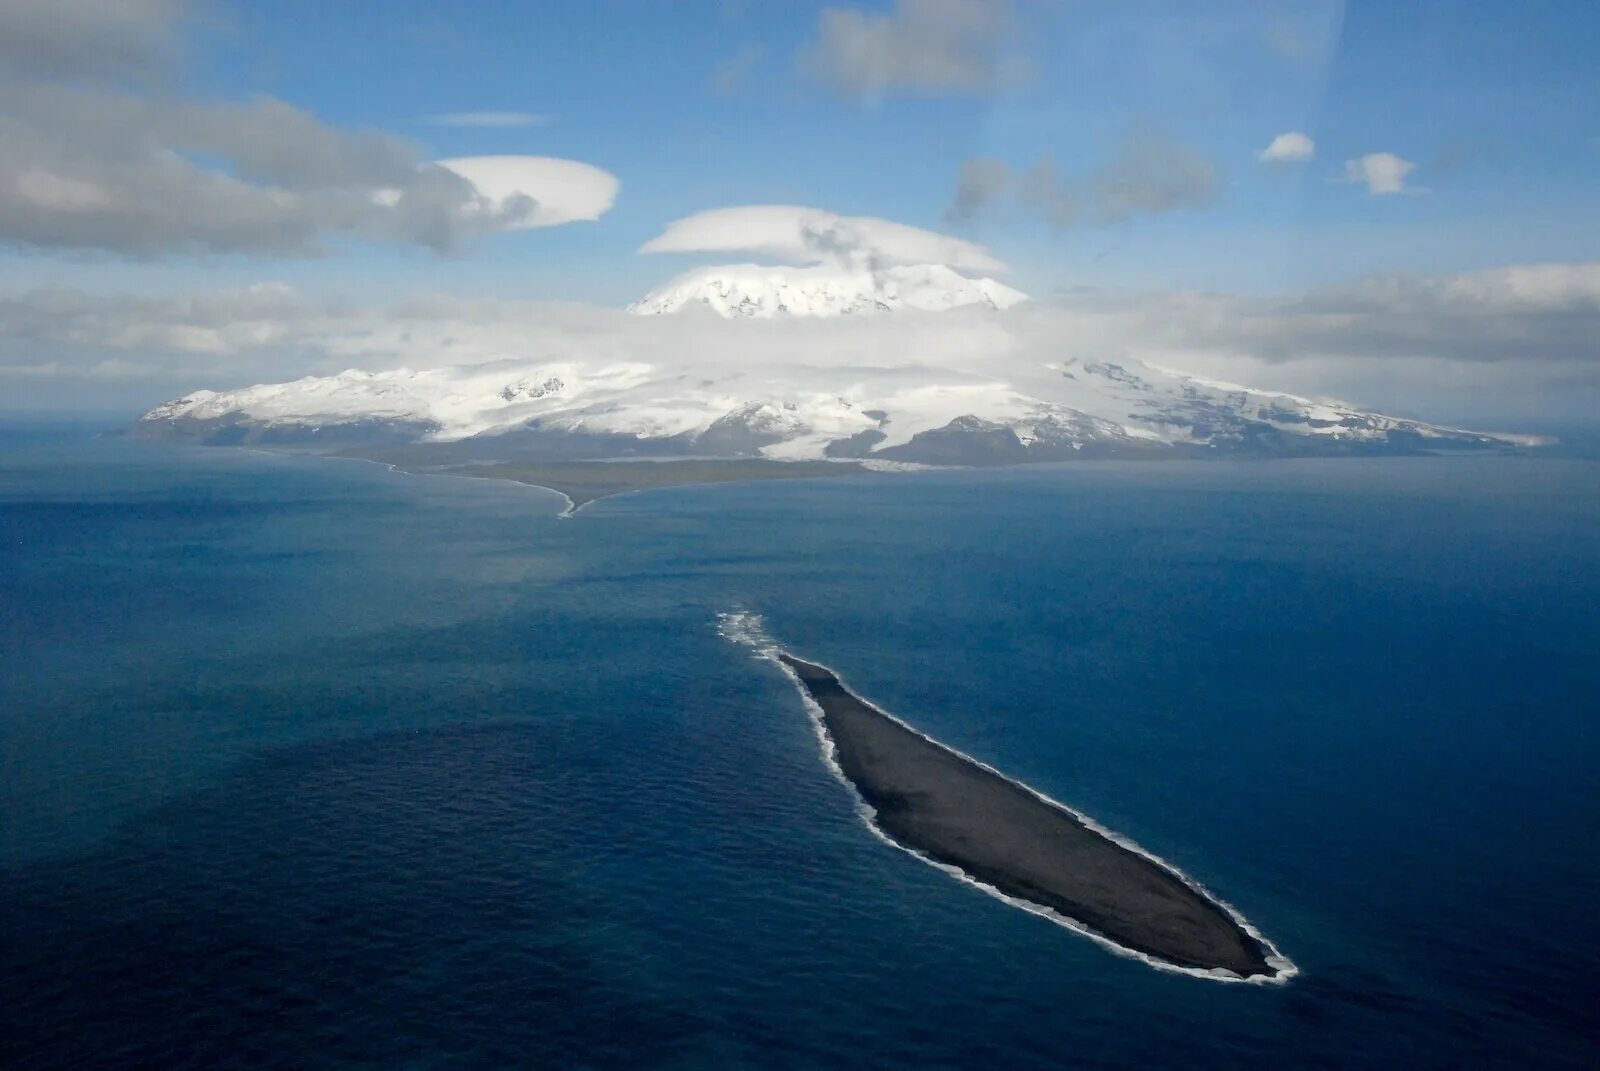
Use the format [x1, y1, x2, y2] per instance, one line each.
[333, 447, 870, 510]
[775, 652, 1289, 981]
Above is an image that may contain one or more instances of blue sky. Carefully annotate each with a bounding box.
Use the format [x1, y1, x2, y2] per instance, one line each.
[0, 0, 1596, 419]
[7, 0, 1598, 303]
[266, 0, 1600, 297]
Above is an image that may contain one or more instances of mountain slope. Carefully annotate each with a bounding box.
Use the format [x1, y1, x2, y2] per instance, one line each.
[627, 263, 1029, 318]
[137, 353, 1540, 464]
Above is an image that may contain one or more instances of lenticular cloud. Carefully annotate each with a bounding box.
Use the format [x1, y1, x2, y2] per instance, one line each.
[436, 156, 620, 228]
[639, 205, 1007, 273]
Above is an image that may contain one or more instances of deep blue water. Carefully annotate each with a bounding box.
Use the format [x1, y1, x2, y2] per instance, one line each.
[3, 426, 1597, 1069]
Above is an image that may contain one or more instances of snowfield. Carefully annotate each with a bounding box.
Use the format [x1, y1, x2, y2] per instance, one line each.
[627, 263, 1027, 318]
[140, 353, 1532, 462]
[139, 266, 1541, 463]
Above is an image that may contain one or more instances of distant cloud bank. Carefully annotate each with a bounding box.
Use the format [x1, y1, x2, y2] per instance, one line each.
[7, 261, 1598, 424]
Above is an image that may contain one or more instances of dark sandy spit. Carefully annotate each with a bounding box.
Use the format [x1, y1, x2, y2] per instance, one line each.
[775, 652, 1288, 981]
[464, 458, 867, 510]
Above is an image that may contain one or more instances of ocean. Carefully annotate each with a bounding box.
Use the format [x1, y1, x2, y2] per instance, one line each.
[3, 423, 1597, 1069]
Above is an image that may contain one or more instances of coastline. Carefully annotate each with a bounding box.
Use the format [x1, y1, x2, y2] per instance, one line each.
[235, 447, 882, 518]
[257, 450, 583, 516]
[333, 451, 872, 513]
[719, 613, 1295, 983]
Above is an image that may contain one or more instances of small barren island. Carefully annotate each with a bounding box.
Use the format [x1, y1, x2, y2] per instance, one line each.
[776, 652, 1287, 980]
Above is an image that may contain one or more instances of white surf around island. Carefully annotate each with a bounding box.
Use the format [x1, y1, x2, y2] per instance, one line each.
[717, 610, 1299, 985]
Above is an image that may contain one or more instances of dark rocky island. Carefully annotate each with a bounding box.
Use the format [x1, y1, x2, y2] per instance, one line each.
[329, 448, 871, 510]
[775, 652, 1289, 981]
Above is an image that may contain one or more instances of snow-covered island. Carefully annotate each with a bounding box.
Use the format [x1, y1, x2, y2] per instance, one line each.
[136, 264, 1545, 506]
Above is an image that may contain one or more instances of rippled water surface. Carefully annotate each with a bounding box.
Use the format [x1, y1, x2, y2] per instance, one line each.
[3, 426, 1597, 1068]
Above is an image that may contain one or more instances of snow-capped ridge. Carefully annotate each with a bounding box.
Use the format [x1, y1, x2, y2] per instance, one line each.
[138, 348, 1538, 464]
[628, 263, 1028, 319]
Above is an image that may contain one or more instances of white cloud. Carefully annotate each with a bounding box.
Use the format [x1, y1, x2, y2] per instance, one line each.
[0, 2, 609, 255]
[6, 262, 1599, 424]
[1257, 131, 1315, 163]
[798, 0, 1016, 100]
[1343, 152, 1422, 195]
[421, 112, 551, 128]
[435, 156, 620, 228]
[639, 205, 1006, 272]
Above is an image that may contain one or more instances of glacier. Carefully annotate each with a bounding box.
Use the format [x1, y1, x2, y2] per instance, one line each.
[137, 354, 1537, 464]
[137, 265, 1543, 465]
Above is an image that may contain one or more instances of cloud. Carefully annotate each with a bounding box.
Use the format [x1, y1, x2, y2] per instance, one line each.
[0, 1, 613, 255]
[1026, 263, 1598, 375]
[434, 157, 619, 228]
[639, 205, 1006, 272]
[421, 112, 551, 128]
[947, 132, 1218, 227]
[0, 0, 181, 82]
[948, 158, 1017, 225]
[1086, 134, 1218, 222]
[798, 0, 1016, 100]
[711, 43, 764, 93]
[1037, 263, 1600, 422]
[7, 262, 1598, 425]
[1342, 152, 1423, 195]
[1257, 131, 1315, 163]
